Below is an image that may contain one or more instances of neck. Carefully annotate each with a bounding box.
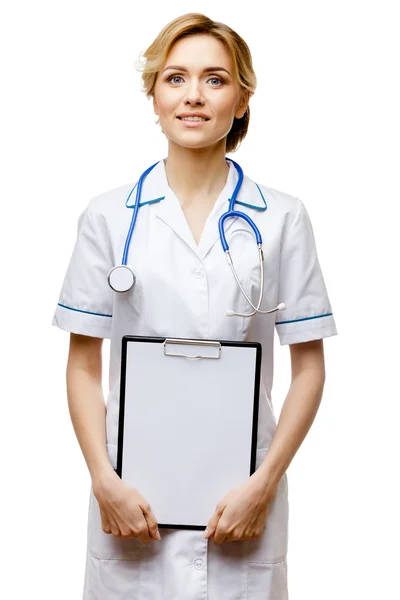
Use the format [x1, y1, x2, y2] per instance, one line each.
[164, 142, 229, 207]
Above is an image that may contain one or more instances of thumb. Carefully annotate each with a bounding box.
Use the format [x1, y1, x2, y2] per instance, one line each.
[146, 513, 161, 540]
[204, 501, 226, 539]
[203, 513, 220, 539]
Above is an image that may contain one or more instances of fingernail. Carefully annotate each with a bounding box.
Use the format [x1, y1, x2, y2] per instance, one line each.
[203, 528, 209, 539]
[155, 529, 161, 540]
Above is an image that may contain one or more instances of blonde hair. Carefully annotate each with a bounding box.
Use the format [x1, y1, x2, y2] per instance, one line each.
[135, 13, 257, 153]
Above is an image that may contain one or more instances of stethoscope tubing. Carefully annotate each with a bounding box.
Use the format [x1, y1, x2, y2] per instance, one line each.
[218, 158, 263, 251]
[123, 158, 261, 264]
[122, 160, 159, 265]
[113, 157, 286, 318]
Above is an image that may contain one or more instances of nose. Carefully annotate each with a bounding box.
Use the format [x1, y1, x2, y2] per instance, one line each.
[184, 78, 204, 106]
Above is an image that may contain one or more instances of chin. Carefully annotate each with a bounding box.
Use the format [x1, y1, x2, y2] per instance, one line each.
[167, 133, 215, 149]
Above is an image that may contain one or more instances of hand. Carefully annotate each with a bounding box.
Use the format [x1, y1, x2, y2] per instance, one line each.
[203, 472, 277, 546]
[93, 470, 161, 545]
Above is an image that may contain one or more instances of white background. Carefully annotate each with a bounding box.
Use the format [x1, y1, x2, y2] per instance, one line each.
[2, 1, 399, 598]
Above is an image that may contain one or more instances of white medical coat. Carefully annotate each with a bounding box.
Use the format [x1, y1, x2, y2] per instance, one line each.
[52, 158, 337, 599]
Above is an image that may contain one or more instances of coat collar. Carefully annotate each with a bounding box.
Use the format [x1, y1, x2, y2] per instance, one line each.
[126, 158, 267, 260]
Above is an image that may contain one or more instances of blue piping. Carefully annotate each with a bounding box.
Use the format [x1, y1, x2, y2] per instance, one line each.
[276, 313, 333, 325]
[58, 303, 112, 318]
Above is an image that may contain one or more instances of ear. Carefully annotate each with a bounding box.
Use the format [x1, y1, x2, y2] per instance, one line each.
[234, 92, 249, 120]
[153, 95, 159, 116]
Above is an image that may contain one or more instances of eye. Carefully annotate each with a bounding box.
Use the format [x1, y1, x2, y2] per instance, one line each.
[208, 76, 224, 86]
[167, 74, 184, 84]
[166, 74, 225, 86]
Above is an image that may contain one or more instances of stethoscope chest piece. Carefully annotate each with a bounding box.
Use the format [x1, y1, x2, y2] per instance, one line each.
[108, 265, 136, 293]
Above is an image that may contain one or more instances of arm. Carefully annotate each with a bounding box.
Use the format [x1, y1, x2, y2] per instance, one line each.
[256, 338, 326, 498]
[66, 333, 161, 543]
[203, 338, 326, 543]
[66, 333, 114, 481]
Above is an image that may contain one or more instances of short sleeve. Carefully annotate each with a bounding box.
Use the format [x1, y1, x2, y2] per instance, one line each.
[275, 198, 338, 345]
[51, 201, 114, 339]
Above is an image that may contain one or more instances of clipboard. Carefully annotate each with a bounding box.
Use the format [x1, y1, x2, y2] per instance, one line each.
[116, 336, 262, 530]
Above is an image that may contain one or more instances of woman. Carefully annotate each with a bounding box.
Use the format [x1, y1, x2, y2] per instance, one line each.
[52, 12, 338, 599]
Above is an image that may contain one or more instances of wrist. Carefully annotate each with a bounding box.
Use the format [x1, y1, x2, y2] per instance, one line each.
[91, 464, 119, 494]
[253, 462, 283, 502]
[86, 448, 116, 480]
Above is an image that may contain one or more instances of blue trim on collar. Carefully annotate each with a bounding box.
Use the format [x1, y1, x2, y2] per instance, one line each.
[126, 196, 165, 209]
[125, 181, 166, 208]
[233, 183, 267, 211]
[276, 312, 333, 325]
[125, 178, 266, 211]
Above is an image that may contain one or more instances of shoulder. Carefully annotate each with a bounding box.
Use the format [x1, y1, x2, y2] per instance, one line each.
[256, 181, 302, 215]
[246, 176, 304, 230]
[85, 182, 136, 219]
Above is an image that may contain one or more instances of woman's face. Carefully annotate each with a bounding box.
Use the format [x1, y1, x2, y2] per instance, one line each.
[153, 34, 248, 150]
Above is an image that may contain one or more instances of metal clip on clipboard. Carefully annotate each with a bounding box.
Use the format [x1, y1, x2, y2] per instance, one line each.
[163, 338, 221, 360]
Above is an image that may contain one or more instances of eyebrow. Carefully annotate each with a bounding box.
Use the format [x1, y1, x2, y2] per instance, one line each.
[162, 65, 231, 76]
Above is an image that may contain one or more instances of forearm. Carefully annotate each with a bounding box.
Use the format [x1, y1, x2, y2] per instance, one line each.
[256, 367, 325, 497]
[66, 364, 115, 482]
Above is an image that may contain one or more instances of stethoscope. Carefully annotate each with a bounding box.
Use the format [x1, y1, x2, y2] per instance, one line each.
[107, 158, 286, 318]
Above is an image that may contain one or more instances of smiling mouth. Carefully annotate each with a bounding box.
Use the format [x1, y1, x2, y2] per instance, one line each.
[177, 116, 210, 121]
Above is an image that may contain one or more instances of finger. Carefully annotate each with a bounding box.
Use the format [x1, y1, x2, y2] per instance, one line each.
[119, 528, 139, 539]
[146, 515, 161, 540]
[132, 509, 152, 544]
[203, 525, 213, 539]
[212, 515, 231, 545]
[142, 504, 161, 541]
[204, 511, 221, 539]
[100, 509, 112, 535]
[119, 518, 150, 541]
[212, 529, 229, 546]
[136, 521, 153, 544]
[111, 526, 121, 538]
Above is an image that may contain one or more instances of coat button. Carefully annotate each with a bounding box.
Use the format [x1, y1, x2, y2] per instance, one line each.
[192, 267, 203, 279]
[194, 558, 204, 569]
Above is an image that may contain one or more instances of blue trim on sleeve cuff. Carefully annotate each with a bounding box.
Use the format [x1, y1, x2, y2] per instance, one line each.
[276, 312, 333, 325]
[58, 303, 112, 318]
